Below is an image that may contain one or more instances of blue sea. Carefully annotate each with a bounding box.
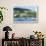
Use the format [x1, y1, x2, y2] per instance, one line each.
[14, 17, 36, 21]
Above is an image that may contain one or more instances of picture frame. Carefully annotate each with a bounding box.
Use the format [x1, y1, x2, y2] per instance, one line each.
[13, 5, 38, 23]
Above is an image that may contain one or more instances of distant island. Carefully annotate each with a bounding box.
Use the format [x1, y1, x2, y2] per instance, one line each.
[14, 7, 29, 11]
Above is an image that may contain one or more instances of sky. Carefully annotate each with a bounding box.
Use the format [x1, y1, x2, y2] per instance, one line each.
[15, 5, 38, 12]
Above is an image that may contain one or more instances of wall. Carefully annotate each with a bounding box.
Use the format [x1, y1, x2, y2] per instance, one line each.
[0, 0, 46, 46]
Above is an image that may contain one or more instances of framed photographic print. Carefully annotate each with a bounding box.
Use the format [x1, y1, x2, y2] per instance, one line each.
[13, 5, 38, 23]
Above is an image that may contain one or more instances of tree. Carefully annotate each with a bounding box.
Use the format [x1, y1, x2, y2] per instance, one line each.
[0, 7, 8, 23]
